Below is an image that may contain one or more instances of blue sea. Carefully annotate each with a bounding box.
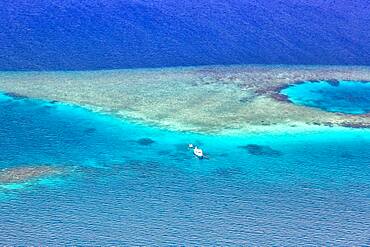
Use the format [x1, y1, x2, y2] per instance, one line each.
[0, 0, 370, 70]
[0, 92, 369, 245]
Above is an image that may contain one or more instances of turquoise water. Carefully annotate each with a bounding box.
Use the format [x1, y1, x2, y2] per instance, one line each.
[0, 92, 369, 245]
[281, 80, 370, 114]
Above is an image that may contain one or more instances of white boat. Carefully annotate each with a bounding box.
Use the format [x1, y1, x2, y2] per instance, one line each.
[193, 147, 204, 159]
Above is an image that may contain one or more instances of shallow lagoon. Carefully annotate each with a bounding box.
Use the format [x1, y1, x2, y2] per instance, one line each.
[282, 80, 370, 114]
[0, 92, 369, 245]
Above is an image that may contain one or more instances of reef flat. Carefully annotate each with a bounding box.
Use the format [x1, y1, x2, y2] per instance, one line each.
[0, 166, 63, 184]
[0, 65, 369, 133]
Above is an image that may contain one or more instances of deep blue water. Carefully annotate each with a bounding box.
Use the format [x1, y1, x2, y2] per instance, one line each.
[0, 93, 369, 245]
[1, 0, 370, 70]
[282, 80, 370, 114]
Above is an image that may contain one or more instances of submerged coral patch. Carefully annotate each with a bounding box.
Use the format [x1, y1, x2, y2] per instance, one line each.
[326, 79, 340, 87]
[136, 138, 155, 146]
[0, 166, 63, 184]
[239, 144, 282, 157]
[4, 92, 28, 100]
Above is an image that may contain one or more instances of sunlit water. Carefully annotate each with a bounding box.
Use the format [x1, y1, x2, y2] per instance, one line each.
[0, 92, 369, 245]
[282, 80, 370, 114]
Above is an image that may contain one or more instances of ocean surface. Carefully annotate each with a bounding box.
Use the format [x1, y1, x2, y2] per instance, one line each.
[0, 92, 369, 245]
[1, 0, 370, 70]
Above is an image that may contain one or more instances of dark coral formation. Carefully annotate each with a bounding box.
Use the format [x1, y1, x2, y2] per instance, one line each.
[4, 92, 28, 100]
[339, 121, 370, 128]
[326, 79, 340, 87]
[255, 84, 288, 96]
[270, 93, 292, 103]
[255, 84, 293, 103]
[136, 138, 155, 146]
[239, 96, 250, 103]
[239, 95, 256, 103]
[239, 144, 282, 157]
[306, 80, 320, 83]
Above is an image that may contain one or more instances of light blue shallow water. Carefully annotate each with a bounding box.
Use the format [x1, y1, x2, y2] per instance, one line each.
[0, 93, 369, 245]
[282, 80, 370, 114]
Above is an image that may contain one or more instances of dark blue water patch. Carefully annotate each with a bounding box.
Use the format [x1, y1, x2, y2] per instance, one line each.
[238, 144, 282, 157]
[4, 92, 29, 100]
[0, 0, 370, 70]
[281, 80, 370, 114]
[136, 138, 155, 146]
